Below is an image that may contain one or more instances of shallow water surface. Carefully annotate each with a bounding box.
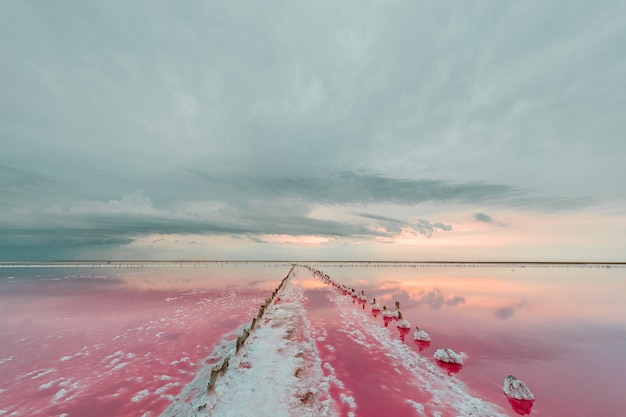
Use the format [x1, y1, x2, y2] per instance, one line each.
[1, 262, 624, 416]
[0, 263, 287, 416]
[309, 263, 626, 416]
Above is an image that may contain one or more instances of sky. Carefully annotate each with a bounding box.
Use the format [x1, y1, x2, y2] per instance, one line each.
[1, 1, 625, 261]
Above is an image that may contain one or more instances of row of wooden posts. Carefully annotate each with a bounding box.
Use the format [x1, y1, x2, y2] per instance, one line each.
[206, 265, 296, 393]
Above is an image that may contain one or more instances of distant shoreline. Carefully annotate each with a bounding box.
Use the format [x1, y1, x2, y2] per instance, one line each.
[1, 260, 624, 268]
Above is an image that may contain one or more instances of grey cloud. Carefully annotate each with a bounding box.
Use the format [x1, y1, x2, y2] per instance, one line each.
[188, 170, 591, 212]
[2, 2, 625, 198]
[354, 213, 407, 224]
[475, 213, 495, 224]
[356, 214, 405, 234]
[0, 168, 591, 259]
[356, 212, 452, 237]
[0, 196, 391, 259]
[474, 212, 508, 227]
[1, 211, 378, 244]
[1, 1, 624, 260]
[0, 230, 134, 261]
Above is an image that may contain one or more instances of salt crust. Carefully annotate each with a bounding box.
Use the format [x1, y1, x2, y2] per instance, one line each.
[406, 399, 426, 414]
[433, 348, 463, 365]
[160, 267, 507, 417]
[413, 329, 431, 342]
[160, 269, 337, 417]
[397, 319, 411, 329]
[503, 375, 534, 400]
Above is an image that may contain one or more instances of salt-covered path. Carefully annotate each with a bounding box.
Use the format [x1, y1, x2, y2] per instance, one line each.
[163, 266, 509, 417]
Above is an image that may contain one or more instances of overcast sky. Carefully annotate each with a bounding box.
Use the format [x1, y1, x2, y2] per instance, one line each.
[1, 1, 625, 261]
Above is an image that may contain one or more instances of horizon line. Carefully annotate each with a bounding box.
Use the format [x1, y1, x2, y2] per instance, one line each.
[1, 260, 625, 265]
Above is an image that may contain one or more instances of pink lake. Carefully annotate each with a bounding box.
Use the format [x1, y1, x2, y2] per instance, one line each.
[1, 262, 625, 416]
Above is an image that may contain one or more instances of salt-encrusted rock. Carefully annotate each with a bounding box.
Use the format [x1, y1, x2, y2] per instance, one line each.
[503, 375, 534, 400]
[433, 348, 463, 365]
[413, 327, 430, 342]
[382, 306, 394, 318]
[396, 311, 410, 329]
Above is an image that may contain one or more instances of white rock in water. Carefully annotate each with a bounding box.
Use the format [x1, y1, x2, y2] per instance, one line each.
[433, 348, 463, 365]
[397, 319, 411, 329]
[413, 328, 430, 342]
[503, 375, 534, 400]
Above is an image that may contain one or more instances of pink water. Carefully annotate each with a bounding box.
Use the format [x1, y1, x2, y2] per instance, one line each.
[0, 263, 286, 416]
[1, 262, 625, 416]
[305, 263, 626, 416]
[302, 286, 439, 416]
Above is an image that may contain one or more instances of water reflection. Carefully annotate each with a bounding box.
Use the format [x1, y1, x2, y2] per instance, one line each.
[414, 288, 465, 309]
[397, 326, 410, 341]
[313, 263, 626, 417]
[0, 263, 285, 417]
[507, 397, 535, 415]
[435, 360, 463, 375]
[494, 302, 528, 320]
[414, 340, 430, 352]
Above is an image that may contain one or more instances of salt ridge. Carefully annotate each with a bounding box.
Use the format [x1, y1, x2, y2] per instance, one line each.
[160, 267, 338, 416]
[328, 283, 507, 417]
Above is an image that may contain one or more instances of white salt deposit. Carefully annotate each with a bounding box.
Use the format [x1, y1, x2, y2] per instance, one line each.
[131, 389, 150, 403]
[53, 388, 68, 402]
[39, 380, 56, 390]
[339, 393, 357, 409]
[112, 362, 128, 370]
[397, 318, 410, 329]
[503, 375, 534, 400]
[413, 328, 430, 342]
[406, 399, 425, 414]
[160, 269, 338, 417]
[30, 369, 56, 379]
[433, 348, 463, 365]
[159, 267, 507, 417]
[155, 382, 180, 395]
